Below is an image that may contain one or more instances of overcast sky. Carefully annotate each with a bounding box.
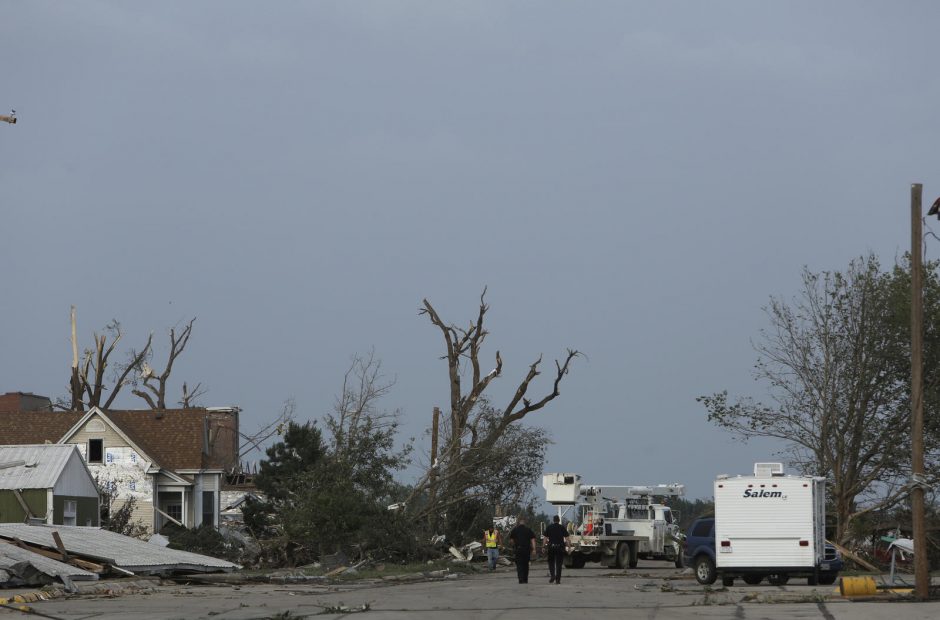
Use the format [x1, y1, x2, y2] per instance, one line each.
[2, 1, 939, 500]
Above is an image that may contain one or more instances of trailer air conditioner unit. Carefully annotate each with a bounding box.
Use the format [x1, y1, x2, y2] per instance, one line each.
[753, 462, 785, 477]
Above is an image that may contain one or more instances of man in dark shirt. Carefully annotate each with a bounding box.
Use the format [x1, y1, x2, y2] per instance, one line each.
[508, 515, 537, 584]
[543, 515, 570, 584]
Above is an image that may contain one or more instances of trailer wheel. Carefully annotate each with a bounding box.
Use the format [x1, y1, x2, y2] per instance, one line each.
[721, 575, 734, 587]
[694, 556, 716, 585]
[768, 573, 789, 586]
[742, 575, 763, 585]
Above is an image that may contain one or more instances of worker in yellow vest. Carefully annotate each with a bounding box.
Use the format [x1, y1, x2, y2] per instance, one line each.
[482, 526, 503, 570]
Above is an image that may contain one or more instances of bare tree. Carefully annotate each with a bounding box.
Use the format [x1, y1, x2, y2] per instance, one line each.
[408, 289, 579, 528]
[63, 309, 199, 412]
[131, 318, 196, 409]
[239, 398, 297, 460]
[65, 308, 152, 411]
[179, 381, 208, 408]
[326, 350, 401, 458]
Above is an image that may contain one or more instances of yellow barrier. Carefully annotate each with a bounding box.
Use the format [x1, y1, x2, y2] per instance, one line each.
[840, 576, 877, 597]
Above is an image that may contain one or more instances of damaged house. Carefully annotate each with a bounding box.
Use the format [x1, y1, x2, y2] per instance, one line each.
[0, 404, 239, 533]
[0, 444, 99, 526]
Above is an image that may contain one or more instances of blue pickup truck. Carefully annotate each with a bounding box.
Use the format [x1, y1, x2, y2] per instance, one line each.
[682, 517, 843, 586]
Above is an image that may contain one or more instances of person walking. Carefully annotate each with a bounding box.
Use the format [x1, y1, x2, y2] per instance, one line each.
[508, 515, 537, 584]
[543, 515, 570, 584]
[482, 526, 503, 570]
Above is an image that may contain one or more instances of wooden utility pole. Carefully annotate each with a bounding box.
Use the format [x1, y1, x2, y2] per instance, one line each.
[910, 182, 929, 600]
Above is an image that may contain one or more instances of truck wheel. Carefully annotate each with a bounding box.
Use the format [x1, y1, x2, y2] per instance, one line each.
[818, 573, 837, 586]
[573, 554, 586, 569]
[768, 574, 789, 586]
[721, 575, 734, 587]
[563, 553, 575, 569]
[694, 556, 716, 585]
[742, 575, 763, 585]
[615, 542, 629, 569]
[628, 541, 639, 568]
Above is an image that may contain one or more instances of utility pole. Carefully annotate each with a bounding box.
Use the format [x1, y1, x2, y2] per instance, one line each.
[910, 182, 929, 600]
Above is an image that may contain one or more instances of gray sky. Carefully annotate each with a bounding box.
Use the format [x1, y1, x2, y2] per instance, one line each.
[2, 1, 939, 500]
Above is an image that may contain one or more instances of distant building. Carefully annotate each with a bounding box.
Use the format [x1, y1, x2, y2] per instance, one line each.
[0, 444, 99, 526]
[0, 405, 240, 533]
[0, 392, 52, 413]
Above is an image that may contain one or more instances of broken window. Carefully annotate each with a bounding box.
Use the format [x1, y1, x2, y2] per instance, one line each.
[88, 439, 104, 464]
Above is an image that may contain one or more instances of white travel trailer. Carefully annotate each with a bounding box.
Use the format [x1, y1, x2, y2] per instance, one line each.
[713, 463, 838, 586]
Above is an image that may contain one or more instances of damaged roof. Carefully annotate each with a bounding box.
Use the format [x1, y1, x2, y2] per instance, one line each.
[0, 407, 238, 471]
[0, 444, 84, 490]
[0, 542, 98, 583]
[0, 524, 239, 574]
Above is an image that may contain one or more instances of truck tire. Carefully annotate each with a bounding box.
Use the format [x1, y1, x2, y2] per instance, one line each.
[694, 556, 717, 585]
[742, 575, 763, 585]
[563, 553, 575, 569]
[674, 545, 684, 569]
[615, 542, 629, 569]
[628, 541, 639, 568]
[818, 573, 837, 586]
[722, 575, 734, 587]
[768, 573, 789, 586]
[573, 554, 586, 569]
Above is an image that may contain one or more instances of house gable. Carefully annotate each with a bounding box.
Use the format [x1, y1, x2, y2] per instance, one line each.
[59, 407, 159, 470]
[52, 447, 100, 498]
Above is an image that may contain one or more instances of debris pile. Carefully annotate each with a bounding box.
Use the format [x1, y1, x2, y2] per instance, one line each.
[0, 523, 239, 592]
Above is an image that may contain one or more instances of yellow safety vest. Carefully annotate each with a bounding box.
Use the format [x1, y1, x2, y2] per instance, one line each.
[485, 530, 498, 548]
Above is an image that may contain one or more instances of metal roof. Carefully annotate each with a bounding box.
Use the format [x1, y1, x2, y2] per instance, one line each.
[0, 542, 98, 582]
[0, 524, 240, 574]
[0, 444, 80, 490]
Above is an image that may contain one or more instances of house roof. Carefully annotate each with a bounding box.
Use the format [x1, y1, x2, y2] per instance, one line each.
[0, 411, 82, 445]
[0, 444, 82, 490]
[105, 409, 233, 471]
[0, 408, 238, 473]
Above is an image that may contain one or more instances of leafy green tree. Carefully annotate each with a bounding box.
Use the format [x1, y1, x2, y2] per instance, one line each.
[254, 421, 326, 504]
[244, 354, 413, 564]
[699, 254, 940, 544]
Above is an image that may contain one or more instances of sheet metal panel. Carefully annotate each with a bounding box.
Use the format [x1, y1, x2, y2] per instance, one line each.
[0, 524, 239, 573]
[0, 542, 98, 581]
[0, 445, 76, 490]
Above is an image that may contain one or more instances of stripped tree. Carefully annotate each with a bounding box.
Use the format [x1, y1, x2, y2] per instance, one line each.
[131, 317, 197, 409]
[409, 288, 579, 535]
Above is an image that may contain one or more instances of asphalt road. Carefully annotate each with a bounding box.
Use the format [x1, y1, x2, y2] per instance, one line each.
[8, 561, 940, 620]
